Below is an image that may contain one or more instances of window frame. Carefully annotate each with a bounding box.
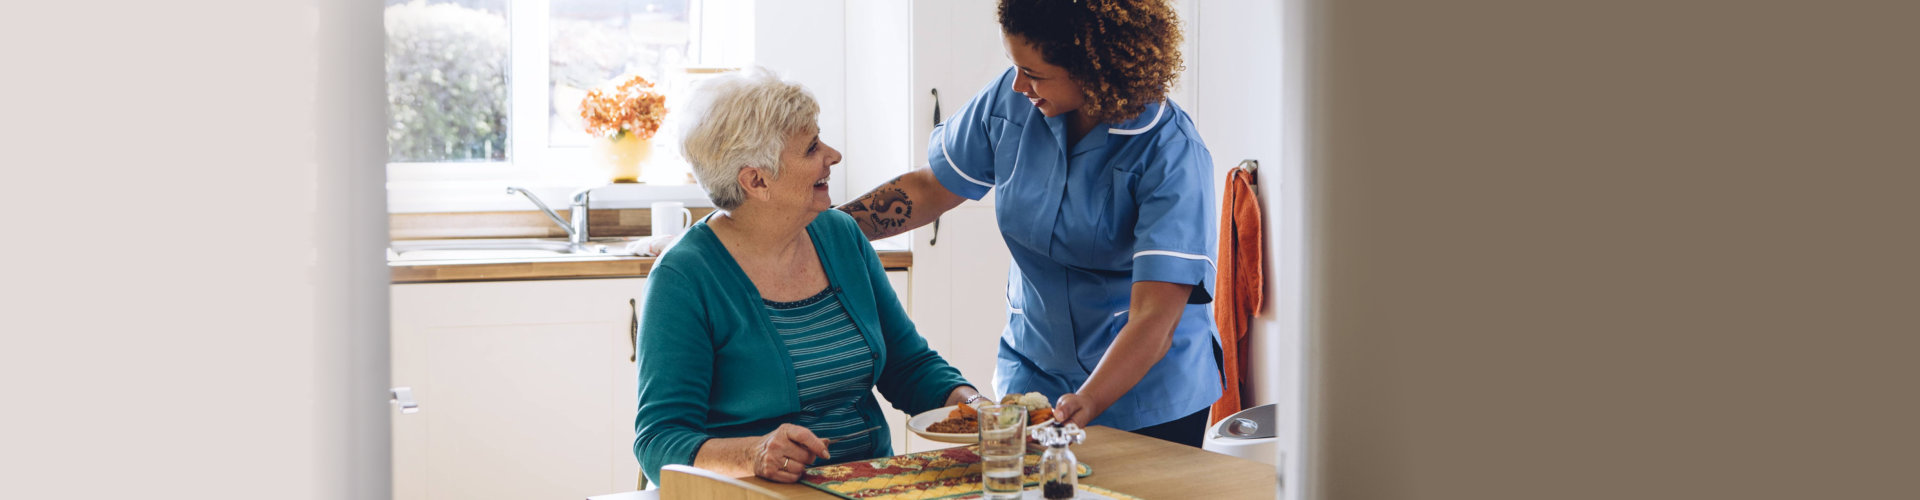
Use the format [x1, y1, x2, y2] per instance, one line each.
[387, 0, 730, 213]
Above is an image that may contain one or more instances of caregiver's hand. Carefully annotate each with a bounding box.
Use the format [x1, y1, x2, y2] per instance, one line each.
[1057, 281, 1194, 428]
[1052, 392, 1103, 427]
[750, 424, 830, 483]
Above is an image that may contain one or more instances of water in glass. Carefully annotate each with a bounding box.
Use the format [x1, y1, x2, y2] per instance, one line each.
[978, 404, 1027, 500]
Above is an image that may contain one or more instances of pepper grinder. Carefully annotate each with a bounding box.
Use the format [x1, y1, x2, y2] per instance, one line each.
[1030, 422, 1085, 499]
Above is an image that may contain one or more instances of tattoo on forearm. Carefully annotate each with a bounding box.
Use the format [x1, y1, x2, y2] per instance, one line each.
[837, 180, 916, 239]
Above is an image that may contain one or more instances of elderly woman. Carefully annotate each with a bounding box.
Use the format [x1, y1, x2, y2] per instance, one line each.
[632, 68, 982, 485]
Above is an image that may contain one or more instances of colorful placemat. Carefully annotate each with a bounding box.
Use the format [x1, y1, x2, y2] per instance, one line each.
[799, 445, 1091, 500]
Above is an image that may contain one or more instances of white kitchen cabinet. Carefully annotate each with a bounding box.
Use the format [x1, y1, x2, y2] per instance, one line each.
[391, 278, 648, 500]
[393, 270, 924, 497]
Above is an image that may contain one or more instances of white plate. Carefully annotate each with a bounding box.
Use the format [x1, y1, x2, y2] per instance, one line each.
[906, 405, 977, 443]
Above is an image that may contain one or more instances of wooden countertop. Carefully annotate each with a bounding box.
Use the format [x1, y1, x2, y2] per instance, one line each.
[391, 250, 912, 284]
[589, 426, 1279, 500]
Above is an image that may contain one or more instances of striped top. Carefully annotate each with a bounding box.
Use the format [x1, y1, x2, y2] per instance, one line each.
[765, 286, 876, 459]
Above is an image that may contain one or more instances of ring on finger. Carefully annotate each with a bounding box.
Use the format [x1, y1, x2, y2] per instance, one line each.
[782, 457, 791, 469]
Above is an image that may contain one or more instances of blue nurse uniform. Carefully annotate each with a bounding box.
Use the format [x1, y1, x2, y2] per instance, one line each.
[928, 67, 1223, 431]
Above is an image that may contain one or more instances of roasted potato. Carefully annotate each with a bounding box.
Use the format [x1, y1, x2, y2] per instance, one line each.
[953, 401, 979, 419]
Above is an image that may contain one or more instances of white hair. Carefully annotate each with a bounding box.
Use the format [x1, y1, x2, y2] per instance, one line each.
[677, 67, 820, 210]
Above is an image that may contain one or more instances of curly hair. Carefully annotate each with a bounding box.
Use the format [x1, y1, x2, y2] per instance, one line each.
[998, 0, 1183, 124]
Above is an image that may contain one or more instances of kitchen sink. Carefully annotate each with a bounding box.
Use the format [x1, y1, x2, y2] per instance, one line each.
[387, 238, 640, 263]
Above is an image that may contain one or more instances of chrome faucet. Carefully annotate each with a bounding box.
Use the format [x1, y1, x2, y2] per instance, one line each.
[506, 186, 593, 252]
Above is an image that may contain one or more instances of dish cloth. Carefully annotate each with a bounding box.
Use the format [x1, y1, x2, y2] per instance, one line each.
[621, 235, 679, 257]
[1210, 166, 1265, 425]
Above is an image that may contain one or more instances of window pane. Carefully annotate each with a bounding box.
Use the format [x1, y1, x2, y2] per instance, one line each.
[385, 0, 511, 163]
[549, 0, 692, 147]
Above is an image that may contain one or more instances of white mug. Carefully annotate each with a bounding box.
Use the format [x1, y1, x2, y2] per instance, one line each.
[650, 201, 694, 237]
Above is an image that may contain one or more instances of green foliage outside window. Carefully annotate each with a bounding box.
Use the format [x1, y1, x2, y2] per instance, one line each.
[385, 1, 509, 163]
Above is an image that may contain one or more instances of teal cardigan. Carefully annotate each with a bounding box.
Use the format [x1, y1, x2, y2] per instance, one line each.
[632, 209, 970, 483]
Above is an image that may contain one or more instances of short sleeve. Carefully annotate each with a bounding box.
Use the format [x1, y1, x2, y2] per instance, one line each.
[1130, 130, 1219, 304]
[927, 71, 1013, 200]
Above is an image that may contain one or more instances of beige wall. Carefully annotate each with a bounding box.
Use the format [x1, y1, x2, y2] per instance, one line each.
[1307, 1, 1918, 499]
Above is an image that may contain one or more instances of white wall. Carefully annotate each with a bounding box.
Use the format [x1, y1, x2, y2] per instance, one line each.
[751, 0, 915, 207]
[1, 1, 390, 499]
[1187, 2, 1303, 498]
[752, 0, 850, 202]
[842, 0, 913, 199]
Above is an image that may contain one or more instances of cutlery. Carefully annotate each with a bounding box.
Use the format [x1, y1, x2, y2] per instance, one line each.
[820, 425, 883, 446]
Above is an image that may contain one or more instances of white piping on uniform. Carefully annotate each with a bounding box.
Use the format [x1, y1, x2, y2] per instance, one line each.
[940, 125, 995, 188]
[1112, 310, 1128, 317]
[1108, 102, 1167, 136]
[1133, 249, 1216, 267]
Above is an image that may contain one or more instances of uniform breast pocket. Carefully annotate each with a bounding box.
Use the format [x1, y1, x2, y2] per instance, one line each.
[1102, 168, 1141, 238]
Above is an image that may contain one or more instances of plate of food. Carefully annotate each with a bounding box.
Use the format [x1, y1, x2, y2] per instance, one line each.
[907, 393, 1058, 444]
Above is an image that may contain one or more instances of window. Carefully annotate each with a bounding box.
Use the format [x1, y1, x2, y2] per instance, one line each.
[384, 0, 510, 163]
[385, 0, 741, 212]
[547, 0, 691, 147]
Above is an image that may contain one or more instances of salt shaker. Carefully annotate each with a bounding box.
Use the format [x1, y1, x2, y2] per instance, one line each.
[1030, 422, 1085, 499]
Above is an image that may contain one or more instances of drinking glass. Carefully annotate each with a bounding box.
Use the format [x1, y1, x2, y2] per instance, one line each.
[977, 404, 1028, 500]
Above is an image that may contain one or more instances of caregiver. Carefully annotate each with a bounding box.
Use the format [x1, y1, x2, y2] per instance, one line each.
[837, 0, 1220, 447]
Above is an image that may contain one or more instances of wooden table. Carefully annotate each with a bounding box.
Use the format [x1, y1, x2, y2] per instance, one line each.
[589, 426, 1277, 499]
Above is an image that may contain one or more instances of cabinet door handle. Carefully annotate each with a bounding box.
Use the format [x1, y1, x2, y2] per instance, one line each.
[629, 298, 639, 363]
[929, 88, 942, 247]
[390, 387, 419, 414]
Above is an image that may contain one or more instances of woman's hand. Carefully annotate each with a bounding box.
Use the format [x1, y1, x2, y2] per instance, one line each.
[1052, 392, 1103, 427]
[749, 424, 830, 483]
[944, 385, 983, 407]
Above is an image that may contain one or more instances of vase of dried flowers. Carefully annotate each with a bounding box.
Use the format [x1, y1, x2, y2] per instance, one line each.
[581, 75, 668, 183]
